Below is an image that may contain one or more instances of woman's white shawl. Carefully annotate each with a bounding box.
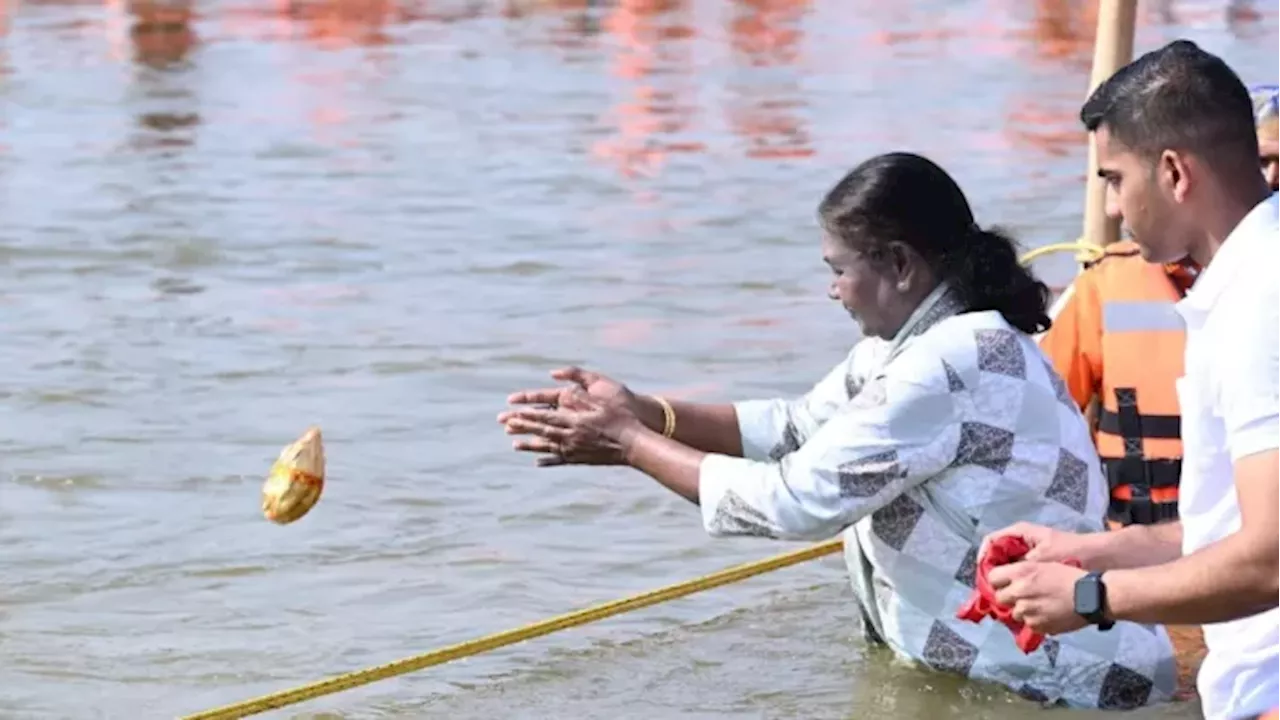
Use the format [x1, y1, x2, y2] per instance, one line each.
[697, 283, 1178, 709]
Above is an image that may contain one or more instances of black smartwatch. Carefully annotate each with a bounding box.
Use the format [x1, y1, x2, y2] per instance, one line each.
[1074, 571, 1114, 630]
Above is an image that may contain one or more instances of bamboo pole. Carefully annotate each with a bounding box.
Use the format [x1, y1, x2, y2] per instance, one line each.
[1081, 0, 1138, 247]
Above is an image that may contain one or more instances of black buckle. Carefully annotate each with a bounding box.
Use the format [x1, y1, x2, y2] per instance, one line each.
[1108, 497, 1133, 525]
[1129, 498, 1156, 525]
[1147, 459, 1182, 489]
[1108, 497, 1179, 526]
[1104, 457, 1152, 491]
[1103, 456, 1182, 489]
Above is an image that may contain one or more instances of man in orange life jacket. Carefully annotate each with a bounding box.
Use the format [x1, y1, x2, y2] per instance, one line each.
[1038, 83, 1279, 531]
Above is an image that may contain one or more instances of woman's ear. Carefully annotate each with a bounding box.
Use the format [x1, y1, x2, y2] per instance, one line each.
[887, 241, 916, 288]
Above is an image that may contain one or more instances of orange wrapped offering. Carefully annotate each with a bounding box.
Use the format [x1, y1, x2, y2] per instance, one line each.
[261, 427, 325, 524]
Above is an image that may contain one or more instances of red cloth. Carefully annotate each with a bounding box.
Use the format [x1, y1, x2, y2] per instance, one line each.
[955, 536, 1082, 654]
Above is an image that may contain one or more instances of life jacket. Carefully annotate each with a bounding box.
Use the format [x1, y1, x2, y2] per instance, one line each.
[1084, 241, 1195, 526]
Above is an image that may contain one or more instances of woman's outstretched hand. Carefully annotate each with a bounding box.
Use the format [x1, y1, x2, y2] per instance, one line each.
[498, 367, 646, 466]
[502, 366, 637, 414]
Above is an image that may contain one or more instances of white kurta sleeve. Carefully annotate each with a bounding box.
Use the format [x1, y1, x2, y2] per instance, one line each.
[733, 341, 882, 461]
[700, 364, 961, 541]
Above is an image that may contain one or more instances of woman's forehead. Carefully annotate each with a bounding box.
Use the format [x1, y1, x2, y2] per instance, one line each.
[1259, 117, 1280, 144]
[1251, 84, 1277, 140]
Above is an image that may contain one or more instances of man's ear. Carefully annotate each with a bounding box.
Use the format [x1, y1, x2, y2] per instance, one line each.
[1159, 149, 1194, 203]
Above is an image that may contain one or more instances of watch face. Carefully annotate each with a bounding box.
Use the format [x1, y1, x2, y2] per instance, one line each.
[1074, 577, 1101, 614]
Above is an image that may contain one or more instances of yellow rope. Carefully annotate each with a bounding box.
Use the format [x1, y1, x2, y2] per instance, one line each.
[180, 538, 843, 720]
[180, 237, 1097, 720]
[1018, 239, 1105, 265]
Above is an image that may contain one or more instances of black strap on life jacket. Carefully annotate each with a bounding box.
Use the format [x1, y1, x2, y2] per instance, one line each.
[1101, 387, 1181, 526]
[1103, 459, 1181, 525]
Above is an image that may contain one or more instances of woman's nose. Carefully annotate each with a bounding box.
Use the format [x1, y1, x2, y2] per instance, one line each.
[827, 281, 840, 301]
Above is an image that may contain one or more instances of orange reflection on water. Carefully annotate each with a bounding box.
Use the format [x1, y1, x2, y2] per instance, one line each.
[275, 0, 398, 49]
[861, 0, 1006, 55]
[724, 0, 813, 160]
[1003, 99, 1084, 158]
[508, 0, 600, 52]
[1021, 0, 1097, 65]
[1225, 0, 1264, 25]
[866, 24, 966, 48]
[217, 0, 432, 47]
[596, 318, 659, 349]
[728, 0, 804, 67]
[214, 0, 416, 153]
[858, 0, 1097, 65]
[996, 0, 1273, 160]
[1151, 0, 1272, 30]
[591, 0, 704, 179]
[975, 0, 1091, 160]
[295, 75, 367, 152]
[121, 0, 198, 68]
[19, 0, 114, 51]
[215, 0, 294, 42]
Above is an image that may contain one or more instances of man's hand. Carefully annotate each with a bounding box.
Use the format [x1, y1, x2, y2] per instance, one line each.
[988, 561, 1091, 635]
[980, 522, 1104, 568]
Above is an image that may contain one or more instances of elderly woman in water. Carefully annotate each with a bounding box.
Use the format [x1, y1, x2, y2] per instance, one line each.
[498, 152, 1176, 708]
[1253, 83, 1279, 190]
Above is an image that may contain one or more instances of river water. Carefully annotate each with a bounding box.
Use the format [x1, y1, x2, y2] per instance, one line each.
[0, 0, 1275, 718]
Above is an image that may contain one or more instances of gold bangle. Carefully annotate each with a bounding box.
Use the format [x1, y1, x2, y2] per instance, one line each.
[653, 395, 676, 439]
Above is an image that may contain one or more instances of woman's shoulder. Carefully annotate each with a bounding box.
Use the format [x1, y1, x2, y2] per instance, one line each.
[891, 311, 1057, 390]
[895, 310, 1017, 366]
[848, 336, 891, 373]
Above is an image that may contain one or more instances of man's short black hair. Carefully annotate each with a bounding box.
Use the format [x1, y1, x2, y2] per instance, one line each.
[1080, 39, 1258, 166]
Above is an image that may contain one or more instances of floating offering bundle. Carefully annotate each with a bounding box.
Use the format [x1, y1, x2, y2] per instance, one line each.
[261, 426, 325, 524]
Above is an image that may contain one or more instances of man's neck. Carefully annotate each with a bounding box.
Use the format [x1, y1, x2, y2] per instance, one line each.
[1187, 181, 1271, 268]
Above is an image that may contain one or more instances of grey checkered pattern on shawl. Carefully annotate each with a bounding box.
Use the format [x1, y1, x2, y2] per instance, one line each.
[697, 283, 1178, 709]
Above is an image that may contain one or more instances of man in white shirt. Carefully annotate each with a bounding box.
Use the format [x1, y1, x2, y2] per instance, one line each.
[979, 40, 1278, 720]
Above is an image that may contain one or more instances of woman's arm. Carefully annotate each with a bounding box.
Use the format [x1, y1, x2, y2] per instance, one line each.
[624, 369, 960, 541]
[696, 345, 870, 462]
[619, 424, 706, 503]
[505, 368, 746, 457]
[633, 362, 850, 461]
[513, 347, 866, 462]
[631, 396, 743, 458]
